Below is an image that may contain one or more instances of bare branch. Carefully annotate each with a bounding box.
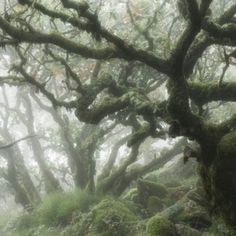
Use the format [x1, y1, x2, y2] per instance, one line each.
[0, 135, 36, 149]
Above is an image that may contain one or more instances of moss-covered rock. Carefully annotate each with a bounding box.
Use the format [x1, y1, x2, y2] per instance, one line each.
[137, 179, 168, 207]
[176, 224, 201, 236]
[185, 188, 208, 207]
[165, 186, 211, 229]
[146, 215, 177, 236]
[160, 187, 211, 228]
[147, 196, 165, 215]
[164, 180, 181, 188]
[77, 198, 138, 236]
[168, 185, 190, 204]
[179, 208, 211, 230]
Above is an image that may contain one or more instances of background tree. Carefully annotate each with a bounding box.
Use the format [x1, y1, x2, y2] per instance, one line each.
[1, 0, 236, 227]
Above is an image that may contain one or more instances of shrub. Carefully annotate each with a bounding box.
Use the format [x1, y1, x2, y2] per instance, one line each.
[36, 189, 99, 227]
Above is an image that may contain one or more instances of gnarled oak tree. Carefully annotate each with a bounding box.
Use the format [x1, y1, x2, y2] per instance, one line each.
[1, 0, 236, 226]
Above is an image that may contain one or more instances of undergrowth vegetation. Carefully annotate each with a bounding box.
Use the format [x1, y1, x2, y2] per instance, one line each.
[3, 176, 236, 236]
[36, 189, 99, 226]
[13, 189, 101, 235]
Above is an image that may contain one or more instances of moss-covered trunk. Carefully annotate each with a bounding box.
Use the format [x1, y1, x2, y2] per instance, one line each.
[197, 130, 236, 227]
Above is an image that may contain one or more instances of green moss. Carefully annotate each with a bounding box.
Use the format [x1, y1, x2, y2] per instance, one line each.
[210, 131, 236, 226]
[179, 208, 211, 230]
[167, 186, 189, 204]
[77, 198, 138, 236]
[37, 189, 99, 226]
[127, 125, 150, 146]
[216, 131, 236, 166]
[137, 180, 168, 206]
[164, 180, 181, 188]
[14, 189, 99, 230]
[197, 164, 212, 203]
[12, 189, 100, 235]
[122, 188, 138, 202]
[188, 81, 236, 108]
[147, 196, 164, 215]
[146, 215, 177, 236]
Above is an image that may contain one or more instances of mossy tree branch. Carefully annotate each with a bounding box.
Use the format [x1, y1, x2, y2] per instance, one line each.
[0, 0, 235, 167]
[13, 0, 172, 74]
[97, 141, 141, 195]
[0, 16, 120, 59]
[189, 81, 236, 105]
[125, 137, 186, 183]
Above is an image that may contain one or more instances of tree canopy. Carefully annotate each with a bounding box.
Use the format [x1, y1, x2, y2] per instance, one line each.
[1, 0, 236, 228]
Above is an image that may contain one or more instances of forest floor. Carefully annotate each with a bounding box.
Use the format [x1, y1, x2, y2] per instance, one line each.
[1, 164, 235, 236]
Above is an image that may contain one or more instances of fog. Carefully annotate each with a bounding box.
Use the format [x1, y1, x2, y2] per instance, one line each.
[1, 0, 236, 235]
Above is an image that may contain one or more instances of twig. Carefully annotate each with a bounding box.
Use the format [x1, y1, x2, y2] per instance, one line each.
[0, 135, 36, 149]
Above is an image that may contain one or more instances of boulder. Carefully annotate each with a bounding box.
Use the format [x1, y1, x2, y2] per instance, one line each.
[146, 215, 178, 236]
[76, 198, 138, 236]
